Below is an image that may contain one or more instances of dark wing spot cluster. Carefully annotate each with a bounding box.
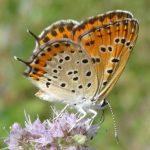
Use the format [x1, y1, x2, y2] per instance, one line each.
[76, 61, 80, 64]
[60, 83, 66, 87]
[53, 69, 58, 73]
[126, 42, 130, 46]
[91, 57, 100, 64]
[100, 46, 106, 52]
[85, 42, 90, 46]
[103, 81, 107, 86]
[47, 78, 51, 81]
[67, 70, 78, 76]
[111, 58, 120, 63]
[59, 58, 63, 63]
[90, 40, 95, 44]
[78, 85, 83, 89]
[129, 45, 133, 50]
[35, 59, 40, 64]
[114, 37, 133, 50]
[86, 71, 91, 76]
[65, 43, 70, 47]
[74, 70, 78, 74]
[70, 50, 75, 53]
[73, 77, 79, 81]
[63, 34, 68, 38]
[43, 36, 50, 43]
[121, 38, 126, 44]
[107, 69, 113, 74]
[51, 30, 57, 36]
[67, 70, 73, 75]
[66, 24, 74, 31]
[87, 83, 92, 88]
[85, 40, 95, 46]
[82, 59, 89, 64]
[41, 53, 46, 56]
[115, 38, 120, 43]
[53, 76, 58, 79]
[57, 65, 62, 70]
[108, 46, 113, 52]
[58, 26, 64, 33]
[65, 55, 71, 61]
[46, 82, 50, 88]
[78, 50, 83, 53]
[54, 43, 60, 48]
[95, 58, 100, 63]
[47, 48, 51, 52]
[100, 46, 113, 53]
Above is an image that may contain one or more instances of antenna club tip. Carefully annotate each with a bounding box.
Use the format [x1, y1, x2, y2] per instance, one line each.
[27, 29, 39, 42]
[115, 134, 119, 144]
[13, 56, 30, 66]
[26, 29, 30, 33]
[14, 56, 18, 60]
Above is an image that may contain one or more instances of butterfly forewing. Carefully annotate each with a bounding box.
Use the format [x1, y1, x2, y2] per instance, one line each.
[24, 39, 98, 105]
[99, 19, 139, 99]
[73, 11, 139, 101]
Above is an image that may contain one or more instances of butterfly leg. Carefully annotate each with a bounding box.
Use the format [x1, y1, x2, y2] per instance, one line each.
[68, 108, 87, 132]
[88, 109, 98, 125]
[89, 109, 97, 119]
[53, 104, 69, 121]
[76, 108, 87, 122]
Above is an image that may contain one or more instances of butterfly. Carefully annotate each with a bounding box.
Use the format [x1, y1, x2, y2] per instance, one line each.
[15, 10, 139, 120]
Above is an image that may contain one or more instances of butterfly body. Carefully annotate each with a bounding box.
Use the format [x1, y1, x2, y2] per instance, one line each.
[16, 10, 139, 118]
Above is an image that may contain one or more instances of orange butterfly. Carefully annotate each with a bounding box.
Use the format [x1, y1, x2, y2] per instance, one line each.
[15, 10, 139, 120]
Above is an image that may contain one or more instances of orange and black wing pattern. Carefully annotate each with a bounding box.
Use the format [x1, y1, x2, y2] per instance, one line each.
[73, 10, 139, 100]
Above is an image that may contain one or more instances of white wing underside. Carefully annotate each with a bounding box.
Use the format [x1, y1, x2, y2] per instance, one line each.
[29, 40, 99, 107]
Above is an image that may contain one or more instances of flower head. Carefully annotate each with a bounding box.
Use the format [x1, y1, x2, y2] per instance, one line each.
[4, 110, 100, 150]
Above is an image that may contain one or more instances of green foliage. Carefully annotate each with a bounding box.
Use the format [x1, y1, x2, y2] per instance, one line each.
[0, 0, 149, 149]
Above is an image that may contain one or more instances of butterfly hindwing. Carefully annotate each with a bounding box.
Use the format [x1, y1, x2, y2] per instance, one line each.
[35, 20, 79, 47]
[24, 39, 98, 105]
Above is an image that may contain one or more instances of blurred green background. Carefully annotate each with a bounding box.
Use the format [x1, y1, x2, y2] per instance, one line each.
[0, 0, 150, 149]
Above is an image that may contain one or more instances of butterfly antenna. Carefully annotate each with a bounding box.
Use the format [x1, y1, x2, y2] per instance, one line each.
[106, 100, 119, 144]
[27, 29, 40, 44]
[14, 56, 30, 66]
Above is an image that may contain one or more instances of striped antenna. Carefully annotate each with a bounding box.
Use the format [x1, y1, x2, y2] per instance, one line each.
[106, 100, 119, 144]
[14, 56, 30, 66]
[27, 29, 40, 45]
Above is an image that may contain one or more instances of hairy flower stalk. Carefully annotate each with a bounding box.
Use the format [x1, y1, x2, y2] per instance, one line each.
[4, 110, 100, 150]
